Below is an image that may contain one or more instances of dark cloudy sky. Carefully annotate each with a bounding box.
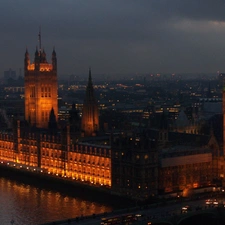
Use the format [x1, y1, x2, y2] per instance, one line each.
[1, 0, 225, 77]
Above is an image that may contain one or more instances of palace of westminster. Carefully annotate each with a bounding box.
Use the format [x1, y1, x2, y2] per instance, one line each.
[0, 39, 225, 201]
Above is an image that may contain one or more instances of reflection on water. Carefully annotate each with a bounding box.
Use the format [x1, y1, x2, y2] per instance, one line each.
[0, 177, 113, 225]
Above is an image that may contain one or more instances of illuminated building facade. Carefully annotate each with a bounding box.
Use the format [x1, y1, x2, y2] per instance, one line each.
[24, 46, 58, 128]
[158, 146, 213, 194]
[0, 123, 111, 187]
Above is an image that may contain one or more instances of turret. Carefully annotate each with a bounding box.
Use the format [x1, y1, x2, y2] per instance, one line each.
[24, 48, 30, 71]
[48, 107, 57, 131]
[34, 47, 40, 70]
[41, 49, 47, 63]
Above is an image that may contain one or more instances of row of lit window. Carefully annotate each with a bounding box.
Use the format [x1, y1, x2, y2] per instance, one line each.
[41, 86, 51, 98]
[69, 168, 109, 177]
[21, 143, 110, 157]
[42, 150, 61, 157]
[25, 143, 59, 149]
[68, 154, 107, 162]
[18, 157, 36, 163]
[21, 148, 37, 154]
[115, 152, 152, 161]
[0, 152, 13, 157]
[0, 143, 13, 149]
[0, 141, 111, 159]
[41, 111, 50, 122]
[0, 137, 13, 142]
[75, 145, 110, 156]
[69, 160, 109, 167]
[41, 162, 110, 177]
[163, 164, 211, 170]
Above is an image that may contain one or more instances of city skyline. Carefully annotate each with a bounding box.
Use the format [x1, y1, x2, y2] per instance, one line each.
[1, 0, 225, 77]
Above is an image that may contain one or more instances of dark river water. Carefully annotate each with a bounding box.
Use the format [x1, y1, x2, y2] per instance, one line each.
[0, 176, 114, 225]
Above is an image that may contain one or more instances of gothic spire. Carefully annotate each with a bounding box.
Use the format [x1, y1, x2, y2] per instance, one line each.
[86, 67, 94, 101]
[35, 46, 38, 55]
[52, 47, 57, 71]
[81, 68, 99, 136]
[88, 67, 92, 84]
[24, 48, 30, 71]
[25, 47, 29, 56]
[52, 47, 56, 56]
[48, 107, 57, 131]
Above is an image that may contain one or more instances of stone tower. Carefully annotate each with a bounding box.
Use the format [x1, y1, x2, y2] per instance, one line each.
[81, 68, 99, 136]
[24, 36, 58, 129]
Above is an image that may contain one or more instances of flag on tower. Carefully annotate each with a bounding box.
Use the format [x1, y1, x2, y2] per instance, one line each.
[38, 26, 41, 51]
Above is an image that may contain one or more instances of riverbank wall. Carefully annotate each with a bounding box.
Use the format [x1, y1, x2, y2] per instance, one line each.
[0, 162, 135, 208]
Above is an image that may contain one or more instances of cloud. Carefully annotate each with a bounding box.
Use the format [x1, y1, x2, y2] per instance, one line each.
[0, 0, 225, 75]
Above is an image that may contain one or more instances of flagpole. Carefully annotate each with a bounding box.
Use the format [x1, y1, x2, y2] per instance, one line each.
[38, 26, 42, 51]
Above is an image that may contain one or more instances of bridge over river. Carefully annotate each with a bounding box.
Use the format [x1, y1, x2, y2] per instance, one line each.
[40, 198, 225, 225]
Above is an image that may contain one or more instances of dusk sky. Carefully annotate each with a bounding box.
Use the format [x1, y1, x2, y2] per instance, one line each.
[1, 0, 225, 77]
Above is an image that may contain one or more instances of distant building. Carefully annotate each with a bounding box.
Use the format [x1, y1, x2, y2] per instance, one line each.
[111, 127, 219, 200]
[4, 68, 16, 80]
[218, 73, 225, 83]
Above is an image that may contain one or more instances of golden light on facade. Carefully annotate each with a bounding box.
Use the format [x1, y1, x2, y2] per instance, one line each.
[193, 183, 198, 188]
[24, 49, 58, 129]
[27, 63, 53, 71]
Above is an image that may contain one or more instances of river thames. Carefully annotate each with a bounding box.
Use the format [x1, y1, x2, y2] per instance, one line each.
[0, 176, 115, 225]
